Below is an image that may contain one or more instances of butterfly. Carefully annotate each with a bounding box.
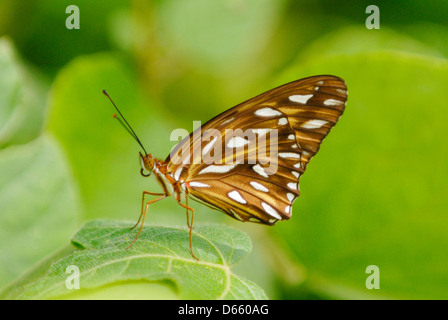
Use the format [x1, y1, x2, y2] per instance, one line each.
[104, 75, 347, 260]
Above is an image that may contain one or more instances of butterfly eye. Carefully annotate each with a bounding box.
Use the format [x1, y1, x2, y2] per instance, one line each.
[139, 152, 154, 177]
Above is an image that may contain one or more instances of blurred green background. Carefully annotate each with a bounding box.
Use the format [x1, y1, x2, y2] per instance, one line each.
[1, 0, 448, 299]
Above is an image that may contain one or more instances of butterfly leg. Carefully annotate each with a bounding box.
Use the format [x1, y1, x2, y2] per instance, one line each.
[131, 191, 166, 230]
[185, 193, 191, 228]
[176, 195, 198, 261]
[188, 209, 198, 261]
[126, 193, 167, 250]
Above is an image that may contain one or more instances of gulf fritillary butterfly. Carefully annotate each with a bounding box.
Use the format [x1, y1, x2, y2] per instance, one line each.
[104, 75, 347, 260]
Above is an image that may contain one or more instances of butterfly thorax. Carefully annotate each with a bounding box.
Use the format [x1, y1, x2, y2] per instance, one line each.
[154, 158, 180, 197]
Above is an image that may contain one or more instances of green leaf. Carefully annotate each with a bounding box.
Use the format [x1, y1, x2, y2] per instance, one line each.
[0, 37, 48, 148]
[272, 28, 448, 299]
[298, 26, 443, 60]
[0, 135, 79, 288]
[154, 0, 284, 76]
[0, 220, 267, 300]
[0, 0, 129, 72]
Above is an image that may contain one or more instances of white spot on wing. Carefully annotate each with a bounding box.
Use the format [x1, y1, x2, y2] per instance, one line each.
[292, 171, 300, 178]
[287, 193, 295, 203]
[288, 134, 295, 140]
[253, 164, 269, 178]
[251, 128, 272, 136]
[302, 119, 328, 129]
[278, 117, 288, 125]
[250, 181, 269, 192]
[189, 181, 210, 188]
[289, 94, 313, 104]
[255, 107, 282, 117]
[228, 190, 247, 204]
[323, 99, 343, 106]
[202, 136, 218, 156]
[261, 202, 282, 219]
[221, 117, 235, 125]
[279, 152, 301, 159]
[285, 205, 291, 214]
[287, 182, 297, 190]
[227, 136, 249, 148]
[198, 163, 237, 175]
[174, 167, 183, 181]
[182, 154, 191, 165]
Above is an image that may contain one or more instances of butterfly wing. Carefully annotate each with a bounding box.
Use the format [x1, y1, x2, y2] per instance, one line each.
[166, 75, 347, 224]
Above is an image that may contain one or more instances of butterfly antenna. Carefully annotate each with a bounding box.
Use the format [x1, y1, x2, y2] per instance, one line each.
[102, 90, 149, 155]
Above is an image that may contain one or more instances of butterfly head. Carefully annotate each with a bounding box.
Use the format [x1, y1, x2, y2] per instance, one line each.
[139, 152, 154, 177]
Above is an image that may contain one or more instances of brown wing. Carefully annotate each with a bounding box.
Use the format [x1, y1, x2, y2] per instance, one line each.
[166, 75, 347, 224]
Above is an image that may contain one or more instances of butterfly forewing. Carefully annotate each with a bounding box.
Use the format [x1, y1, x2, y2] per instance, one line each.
[166, 75, 347, 224]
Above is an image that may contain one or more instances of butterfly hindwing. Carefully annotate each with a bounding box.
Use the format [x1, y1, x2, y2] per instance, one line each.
[167, 75, 347, 224]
